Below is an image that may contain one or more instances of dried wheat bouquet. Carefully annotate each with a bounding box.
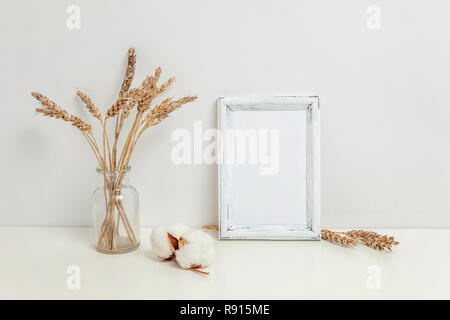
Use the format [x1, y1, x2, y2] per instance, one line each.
[32, 48, 197, 252]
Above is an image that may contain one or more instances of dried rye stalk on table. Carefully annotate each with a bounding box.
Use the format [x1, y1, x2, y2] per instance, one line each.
[321, 229, 399, 251]
[32, 48, 197, 251]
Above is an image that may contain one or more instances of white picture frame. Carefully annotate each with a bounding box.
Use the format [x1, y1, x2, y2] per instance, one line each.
[217, 96, 321, 240]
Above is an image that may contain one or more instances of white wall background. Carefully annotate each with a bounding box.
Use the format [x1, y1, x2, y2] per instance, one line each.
[1, 0, 449, 228]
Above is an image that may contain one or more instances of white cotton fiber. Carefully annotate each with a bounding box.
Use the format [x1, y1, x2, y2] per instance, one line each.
[151, 223, 215, 272]
[175, 230, 215, 269]
[167, 223, 191, 240]
[150, 226, 173, 259]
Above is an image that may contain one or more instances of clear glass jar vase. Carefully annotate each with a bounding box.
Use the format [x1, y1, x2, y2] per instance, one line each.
[92, 167, 140, 254]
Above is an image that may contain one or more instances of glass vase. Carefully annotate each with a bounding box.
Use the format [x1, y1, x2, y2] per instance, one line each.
[92, 167, 140, 254]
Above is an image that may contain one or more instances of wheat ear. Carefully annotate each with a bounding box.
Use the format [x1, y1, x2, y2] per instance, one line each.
[105, 48, 136, 119]
[76, 90, 102, 122]
[32, 92, 92, 133]
[76, 90, 113, 168]
[321, 229, 399, 251]
[31, 92, 107, 169]
[340, 230, 400, 251]
[321, 229, 358, 247]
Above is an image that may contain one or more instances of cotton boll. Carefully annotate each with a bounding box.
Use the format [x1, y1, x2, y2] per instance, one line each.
[175, 230, 215, 269]
[175, 243, 203, 269]
[150, 226, 173, 260]
[151, 223, 192, 260]
[167, 223, 191, 240]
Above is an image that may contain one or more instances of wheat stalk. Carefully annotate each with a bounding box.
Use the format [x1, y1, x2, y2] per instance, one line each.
[76, 90, 102, 122]
[120, 47, 136, 95]
[141, 96, 197, 130]
[340, 230, 400, 251]
[105, 48, 137, 119]
[136, 68, 163, 113]
[321, 229, 358, 247]
[32, 92, 92, 133]
[108, 48, 138, 169]
[321, 229, 399, 251]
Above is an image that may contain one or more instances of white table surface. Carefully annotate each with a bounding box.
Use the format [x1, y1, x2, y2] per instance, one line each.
[0, 227, 448, 299]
